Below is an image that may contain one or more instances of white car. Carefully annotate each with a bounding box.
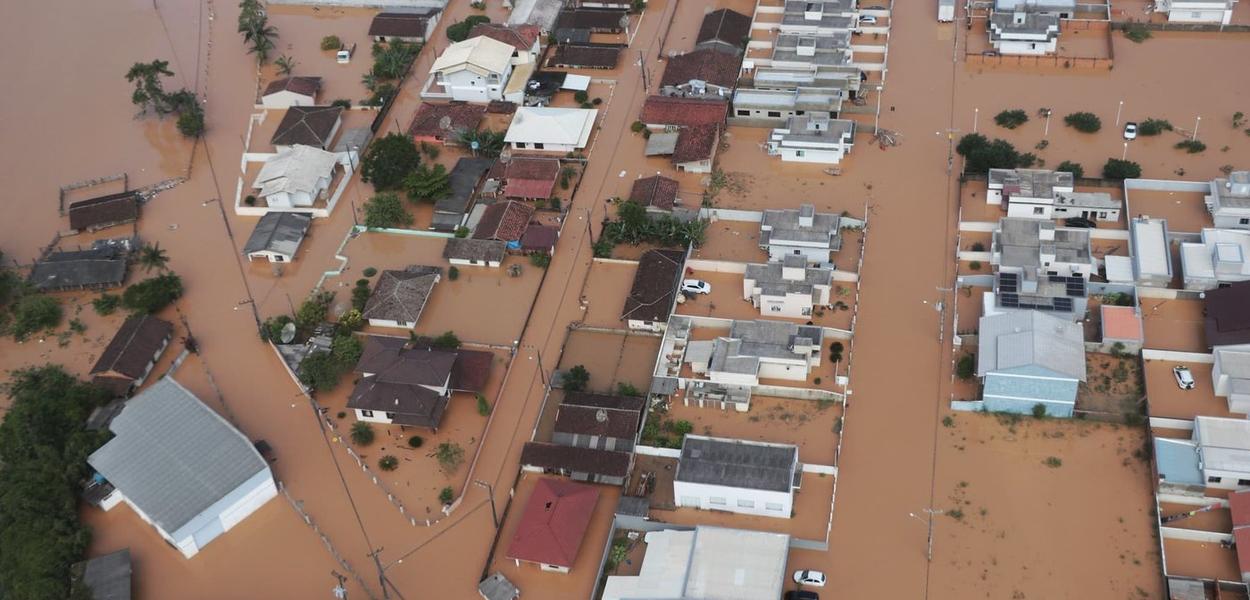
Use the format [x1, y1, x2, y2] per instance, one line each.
[793, 570, 827, 587]
[1173, 366, 1195, 390]
[860, 15, 878, 24]
[681, 279, 711, 295]
[1123, 122, 1138, 140]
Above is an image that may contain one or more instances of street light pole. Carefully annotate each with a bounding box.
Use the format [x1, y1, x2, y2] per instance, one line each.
[973, 107, 979, 133]
[909, 509, 944, 562]
[1115, 100, 1123, 127]
[1043, 108, 1052, 137]
[473, 480, 500, 529]
[1193, 116, 1202, 141]
[1122, 141, 1128, 160]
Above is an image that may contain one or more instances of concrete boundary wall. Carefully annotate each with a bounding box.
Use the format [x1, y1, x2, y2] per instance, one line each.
[1160, 526, 1232, 544]
[686, 259, 748, 274]
[702, 207, 763, 222]
[1125, 178, 1210, 194]
[269, 0, 447, 7]
[1142, 349, 1213, 363]
[592, 257, 641, 266]
[802, 463, 836, 475]
[1158, 493, 1224, 506]
[1149, 416, 1195, 430]
[957, 251, 991, 262]
[1136, 286, 1205, 300]
[635, 445, 681, 458]
[959, 221, 996, 232]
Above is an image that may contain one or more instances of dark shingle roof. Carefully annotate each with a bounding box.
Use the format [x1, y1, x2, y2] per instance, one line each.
[348, 378, 449, 427]
[554, 404, 641, 439]
[473, 201, 535, 242]
[451, 349, 493, 392]
[271, 105, 343, 148]
[696, 9, 752, 49]
[362, 266, 441, 324]
[520, 442, 632, 477]
[1205, 282, 1250, 347]
[562, 391, 646, 412]
[263, 76, 322, 98]
[355, 335, 457, 386]
[555, 8, 628, 31]
[90, 315, 174, 389]
[521, 223, 559, 252]
[551, 27, 592, 44]
[29, 247, 127, 291]
[68, 191, 140, 231]
[549, 43, 624, 68]
[621, 248, 685, 323]
[408, 102, 486, 139]
[434, 157, 495, 228]
[660, 48, 741, 89]
[369, 10, 439, 39]
[443, 238, 507, 263]
[630, 175, 679, 210]
[639, 96, 727, 127]
[676, 436, 797, 493]
[242, 211, 311, 257]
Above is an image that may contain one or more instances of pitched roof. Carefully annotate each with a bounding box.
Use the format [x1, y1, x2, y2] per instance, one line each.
[473, 200, 535, 242]
[677, 435, 798, 493]
[621, 249, 685, 323]
[87, 378, 271, 535]
[68, 191, 140, 231]
[1230, 489, 1250, 528]
[629, 175, 679, 210]
[520, 442, 632, 477]
[431, 36, 515, 77]
[660, 48, 741, 88]
[443, 237, 507, 263]
[72, 549, 131, 600]
[254, 144, 339, 197]
[271, 105, 343, 148]
[696, 9, 752, 48]
[29, 247, 127, 291]
[348, 378, 449, 427]
[639, 96, 727, 127]
[554, 404, 641, 439]
[437, 157, 495, 217]
[521, 223, 559, 252]
[977, 310, 1086, 380]
[504, 107, 598, 147]
[355, 335, 457, 386]
[1205, 282, 1250, 347]
[263, 76, 322, 98]
[243, 211, 311, 257]
[555, 8, 628, 31]
[672, 124, 719, 165]
[469, 22, 542, 52]
[549, 43, 623, 68]
[562, 391, 647, 412]
[407, 102, 486, 139]
[369, 10, 438, 38]
[497, 157, 561, 199]
[451, 349, 493, 392]
[506, 478, 599, 568]
[90, 314, 173, 382]
[362, 266, 441, 324]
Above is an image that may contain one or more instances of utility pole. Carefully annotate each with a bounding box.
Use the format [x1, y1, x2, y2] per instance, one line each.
[473, 480, 500, 529]
[909, 509, 944, 562]
[331, 571, 348, 599]
[369, 548, 391, 599]
[940, 128, 961, 174]
[637, 51, 649, 92]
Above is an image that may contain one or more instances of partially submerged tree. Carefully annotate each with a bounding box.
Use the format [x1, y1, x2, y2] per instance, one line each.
[361, 133, 421, 190]
[404, 164, 452, 203]
[1102, 158, 1142, 179]
[238, 0, 278, 63]
[563, 365, 590, 392]
[121, 273, 183, 314]
[455, 128, 506, 158]
[137, 242, 170, 273]
[125, 60, 176, 114]
[363, 192, 413, 228]
[446, 16, 490, 42]
[955, 133, 1023, 173]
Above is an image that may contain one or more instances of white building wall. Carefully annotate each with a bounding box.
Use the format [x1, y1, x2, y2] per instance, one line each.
[1006, 200, 1054, 219]
[438, 69, 509, 102]
[367, 318, 414, 329]
[673, 479, 793, 518]
[705, 370, 760, 387]
[160, 468, 277, 558]
[993, 38, 1057, 55]
[355, 408, 396, 424]
[509, 141, 578, 153]
[767, 245, 831, 265]
[261, 91, 316, 109]
[756, 291, 815, 318]
[448, 257, 503, 268]
[1201, 467, 1250, 490]
[1165, 3, 1233, 24]
[778, 146, 848, 164]
[758, 359, 809, 381]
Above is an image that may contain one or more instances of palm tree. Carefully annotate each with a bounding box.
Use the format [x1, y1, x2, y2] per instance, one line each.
[137, 243, 170, 273]
[360, 70, 379, 93]
[242, 19, 278, 63]
[275, 55, 297, 76]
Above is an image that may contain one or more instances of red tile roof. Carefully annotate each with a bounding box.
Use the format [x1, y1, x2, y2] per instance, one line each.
[1100, 305, 1143, 342]
[1236, 528, 1250, 578]
[671, 124, 719, 165]
[505, 478, 600, 569]
[408, 102, 486, 140]
[1231, 491, 1250, 528]
[263, 76, 323, 98]
[469, 23, 541, 52]
[629, 175, 679, 210]
[473, 201, 535, 242]
[639, 96, 727, 128]
[499, 158, 561, 199]
[660, 48, 741, 89]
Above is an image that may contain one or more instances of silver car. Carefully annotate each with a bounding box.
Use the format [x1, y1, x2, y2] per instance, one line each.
[1173, 366, 1195, 390]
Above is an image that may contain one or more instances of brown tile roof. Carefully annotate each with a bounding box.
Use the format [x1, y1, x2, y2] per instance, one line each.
[68, 191, 140, 231]
[271, 105, 343, 148]
[451, 349, 493, 392]
[348, 379, 449, 428]
[555, 8, 628, 32]
[408, 102, 486, 139]
[629, 175, 679, 210]
[554, 404, 641, 439]
[520, 442, 632, 478]
[621, 249, 685, 323]
[473, 201, 536, 242]
[362, 266, 441, 325]
[263, 76, 322, 98]
[549, 43, 623, 69]
[696, 9, 752, 49]
[90, 315, 174, 395]
[521, 223, 559, 253]
[469, 23, 542, 52]
[1205, 282, 1250, 347]
[355, 336, 456, 386]
[562, 391, 646, 412]
[369, 11, 438, 39]
[660, 48, 741, 89]
[639, 96, 727, 128]
[671, 124, 719, 165]
[498, 157, 561, 199]
[443, 238, 507, 263]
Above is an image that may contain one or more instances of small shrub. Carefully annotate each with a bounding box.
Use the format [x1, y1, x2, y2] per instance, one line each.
[1055, 160, 1084, 179]
[970, 241, 986, 252]
[574, 90, 589, 104]
[331, 98, 352, 108]
[476, 393, 491, 416]
[337, 411, 347, 419]
[617, 382, 641, 396]
[529, 253, 551, 268]
[968, 261, 982, 271]
[1123, 23, 1151, 43]
[592, 97, 603, 106]
[550, 197, 563, 210]
[448, 266, 460, 280]
[363, 267, 378, 277]
[630, 121, 645, 133]
[1235, 112, 1247, 129]
[994, 109, 1029, 129]
[432, 331, 461, 349]
[350, 421, 375, 446]
[435, 442, 465, 473]
[408, 435, 424, 448]
[244, 194, 257, 206]
[1138, 118, 1172, 136]
[563, 365, 590, 391]
[813, 377, 822, 385]
[1102, 158, 1142, 179]
[454, 226, 469, 238]
[439, 486, 454, 505]
[1031, 403, 1048, 419]
[1044, 456, 1063, 468]
[92, 293, 121, 316]
[956, 354, 976, 381]
[948, 508, 965, 521]
[580, 101, 595, 109]
[321, 35, 342, 51]
[942, 415, 955, 428]
[378, 455, 398, 471]
[1175, 139, 1206, 153]
[1064, 112, 1102, 133]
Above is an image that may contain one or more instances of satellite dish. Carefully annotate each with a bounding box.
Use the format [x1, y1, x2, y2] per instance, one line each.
[471, 140, 481, 150]
[438, 115, 453, 131]
[280, 322, 297, 344]
[595, 409, 608, 423]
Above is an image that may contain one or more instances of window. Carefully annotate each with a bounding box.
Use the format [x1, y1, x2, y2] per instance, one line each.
[737, 499, 755, 509]
[534, 143, 545, 150]
[709, 497, 727, 505]
[1241, 218, 1250, 225]
[1032, 207, 1045, 215]
[767, 111, 782, 118]
[1099, 212, 1107, 220]
[795, 150, 805, 157]
[771, 305, 782, 312]
[737, 109, 750, 116]
[274, 255, 285, 262]
[1240, 479, 1250, 486]
[385, 412, 396, 420]
[469, 259, 478, 265]
[1209, 476, 1223, 483]
[765, 502, 784, 511]
[361, 410, 374, 418]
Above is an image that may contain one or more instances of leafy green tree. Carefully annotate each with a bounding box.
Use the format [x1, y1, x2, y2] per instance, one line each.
[955, 134, 1022, 173]
[956, 354, 976, 380]
[92, 293, 121, 316]
[176, 104, 205, 138]
[435, 442, 465, 472]
[0, 367, 109, 599]
[331, 333, 363, 367]
[295, 290, 335, 332]
[122, 273, 183, 314]
[298, 350, 341, 391]
[1064, 112, 1102, 133]
[238, 0, 278, 63]
[616, 382, 641, 397]
[137, 242, 170, 273]
[361, 133, 421, 190]
[994, 109, 1029, 129]
[125, 60, 175, 114]
[1102, 158, 1142, 179]
[363, 192, 413, 228]
[446, 16, 491, 42]
[432, 330, 461, 349]
[563, 365, 590, 391]
[11, 295, 62, 340]
[275, 55, 297, 76]
[1138, 118, 1172, 136]
[476, 393, 491, 416]
[1055, 160, 1084, 179]
[404, 164, 452, 203]
[371, 41, 421, 79]
[352, 280, 372, 311]
[321, 35, 342, 51]
[439, 486, 454, 504]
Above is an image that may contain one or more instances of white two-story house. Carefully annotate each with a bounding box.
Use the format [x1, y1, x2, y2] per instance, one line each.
[742, 256, 834, 318]
[428, 36, 519, 103]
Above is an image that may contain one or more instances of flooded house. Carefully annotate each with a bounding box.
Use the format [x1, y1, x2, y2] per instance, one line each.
[270, 105, 343, 151]
[519, 441, 632, 485]
[659, 49, 741, 99]
[639, 96, 728, 130]
[988, 9, 1060, 55]
[86, 378, 278, 559]
[89, 314, 174, 397]
[621, 248, 686, 331]
[469, 22, 543, 62]
[488, 157, 561, 201]
[683, 319, 825, 390]
[29, 246, 128, 292]
[67, 191, 140, 233]
[553, 8, 629, 33]
[551, 392, 645, 452]
[1129, 216, 1173, 288]
[1155, 416, 1250, 492]
[1179, 228, 1250, 290]
[988, 217, 1092, 321]
[369, 9, 442, 43]
[1155, 0, 1237, 24]
[361, 266, 441, 329]
[408, 102, 486, 146]
[1205, 171, 1250, 230]
[347, 336, 491, 430]
[70, 549, 132, 600]
[548, 43, 625, 69]
[673, 435, 800, 518]
[628, 175, 683, 219]
[473, 200, 536, 248]
[695, 8, 752, 55]
[504, 478, 599, 573]
[251, 145, 339, 210]
[759, 203, 843, 265]
[987, 168, 1120, 222]
[601, 526, 790, 600]
[260, 76, 322, 109]
[443, 238, 507, 268]
[242, 211, 311, 263]
[433, 157, 494, 232]
[765, 114, 855, 165]
[780, 0, 857, 34]
[1205, 282, 1250, 348]
[504, 107, 598, 153]
[973, 310, 1086, 417]
[1212, 345, 1250, 414]
[742, 256, 835, 318]
[428, 36, 524, 103]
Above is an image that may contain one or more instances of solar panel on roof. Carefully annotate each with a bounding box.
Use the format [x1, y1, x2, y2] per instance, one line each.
[1054, 297, 1074, 311]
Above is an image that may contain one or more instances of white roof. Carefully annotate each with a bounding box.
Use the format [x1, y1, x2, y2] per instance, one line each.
[430, 36, 514, 76]
[253, 145, 338, 197]
[602, 526, 789, 600]
[1104, 255, 1134, 283]
[561, 73, 591, 91]
[1130, 217, 1170, 279]
[1195, 416, 1250, 473]
[504, 107, 598, 147]
[1215, 345, 1250, 378]
[977, 310, 1086, 380]
[1181, 228, 1250, 281]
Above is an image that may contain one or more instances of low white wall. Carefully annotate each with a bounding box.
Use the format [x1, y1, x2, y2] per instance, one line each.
[1160, 526, 1232, 544]
[957, 251, 992, 261]
[1090, 229, 1130, 240]
[801, 463, 836, 475]
[686, 259, 748, 274]
[1137, 286, 1205, 300]
[958, 221, 996, 232]
[1157, 493, 1224, 506]
[1149, 416, 1195, 430]
[1125, 179, 1209, 193]
[592, 257, 641, 266]
[1142, 349, 1214, 363]
[701, 207, 763, 222]
[634, 445, 681, 458]
[951, 400, 984, 412]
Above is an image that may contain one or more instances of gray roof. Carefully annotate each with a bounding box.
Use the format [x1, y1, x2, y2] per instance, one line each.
[616, 495, 651, 517]
[995, 218, 1090, 268]
[243, 211, 311, 257]
[760, 204, 842, 250]
[479, 573, 519, 600]
[775, 32, 851, 51]
[363, 266, 441, 324]
[988, 168, 1072, 198]
[73, 549, 131, 600]
[989, 10, 1060, 39]
[88, 378, 270, 535]
[744, 260, 833, 298]
[1054, 191, 1119, 210]
[29, 247, 127, 291]
[443, 238, 507, 263]
[435, 158, 496, 223]
[1209, 173, 1250, 213]
[976, 310, 1086, 380]
[332, 127, 373, 155]
[709, 320, 823, 375]
[677, 435, 798, 492]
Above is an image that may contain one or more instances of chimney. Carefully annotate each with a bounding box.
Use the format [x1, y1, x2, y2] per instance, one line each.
[798, 204, 815, 228]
